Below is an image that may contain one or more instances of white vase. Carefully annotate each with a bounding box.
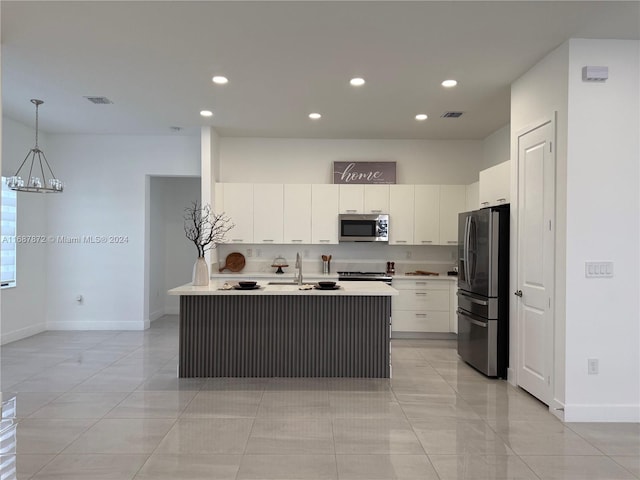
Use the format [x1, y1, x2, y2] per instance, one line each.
[192, 257, 209, 286]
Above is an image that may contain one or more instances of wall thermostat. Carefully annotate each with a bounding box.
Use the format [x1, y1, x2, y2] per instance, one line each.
[582, 66, 608, 82]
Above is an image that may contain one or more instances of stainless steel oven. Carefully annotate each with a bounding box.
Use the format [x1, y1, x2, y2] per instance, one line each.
[339, 214, 389, 242]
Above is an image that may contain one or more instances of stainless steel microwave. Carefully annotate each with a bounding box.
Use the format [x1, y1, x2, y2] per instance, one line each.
[339, 214, 389, 242]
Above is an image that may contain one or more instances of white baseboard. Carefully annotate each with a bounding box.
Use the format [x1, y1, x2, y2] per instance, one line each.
[550, 397, 565, 422]
[563, 403, 640, 422]
[47, 320, 148, 331]
[391, 332, 457, 340]
[164, 306, 180, 315]
[1, 322, 47, 345]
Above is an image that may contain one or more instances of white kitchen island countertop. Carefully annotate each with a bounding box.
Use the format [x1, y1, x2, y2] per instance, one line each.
[169, 280, 398, 296]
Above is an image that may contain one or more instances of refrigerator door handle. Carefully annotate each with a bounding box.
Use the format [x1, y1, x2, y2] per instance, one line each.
[457, 290, 489, 305]
[468, 318, 488, 328]
[457, 309, 488, 328]
[463, 216, 471, 284]
[466, 216, 473, 285]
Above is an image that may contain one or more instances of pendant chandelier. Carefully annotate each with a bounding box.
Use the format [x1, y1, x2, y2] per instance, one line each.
[7, 99, 64, 193]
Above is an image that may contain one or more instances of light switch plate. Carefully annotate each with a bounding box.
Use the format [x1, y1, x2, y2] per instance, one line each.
[585, 262, 613, 278]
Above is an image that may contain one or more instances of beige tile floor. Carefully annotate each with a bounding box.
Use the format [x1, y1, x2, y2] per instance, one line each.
[0, 316, 637, 479]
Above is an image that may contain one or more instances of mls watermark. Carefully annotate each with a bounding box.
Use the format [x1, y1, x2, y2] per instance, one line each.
[1, 235, 129, 244]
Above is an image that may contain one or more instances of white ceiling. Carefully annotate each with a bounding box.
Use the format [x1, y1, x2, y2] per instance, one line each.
[2, 1, 639, 139]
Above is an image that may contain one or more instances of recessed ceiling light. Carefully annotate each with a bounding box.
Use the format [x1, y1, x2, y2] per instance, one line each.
[212, 76, 228, 85]
[350, 77, 365, 86]
[441, 79, 458, 88]
[308, 112, 322, 120]
[415, 114, 428, 121]
[200, 110, 213, 117]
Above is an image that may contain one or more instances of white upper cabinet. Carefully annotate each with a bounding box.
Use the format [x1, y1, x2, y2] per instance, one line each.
[414, 185, 440, 245]
[221, 183, 254, 243]
[465, 181, 479, 211]
[339, 184, 364, 213]
[439, 185, 466, 245]
[283, 184, 312, 244]
[479, 160, 511, 207]
[389, 185, 414, 245]
[363, 185, 390, 214]
[312, 184, 339, 244]
[253, 184, 284, 244]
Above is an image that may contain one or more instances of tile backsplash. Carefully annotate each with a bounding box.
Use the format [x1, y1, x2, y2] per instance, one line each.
[215, 243, 457, 275]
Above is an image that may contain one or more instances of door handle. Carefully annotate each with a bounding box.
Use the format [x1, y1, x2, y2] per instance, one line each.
[514, 290, 523, 297]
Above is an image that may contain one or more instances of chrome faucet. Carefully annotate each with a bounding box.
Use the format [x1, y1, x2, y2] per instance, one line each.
[294, 252, 303, 285]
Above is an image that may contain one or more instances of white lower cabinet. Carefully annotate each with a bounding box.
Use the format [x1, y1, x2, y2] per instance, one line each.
[392, 279, 454, 334]
[392, 310, 451, 333]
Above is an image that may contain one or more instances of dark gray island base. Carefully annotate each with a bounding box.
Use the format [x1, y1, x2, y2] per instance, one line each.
[176, 291, 392, 378]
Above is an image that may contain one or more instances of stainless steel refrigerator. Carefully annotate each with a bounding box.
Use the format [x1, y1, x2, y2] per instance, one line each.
[457, 205, 509, 378]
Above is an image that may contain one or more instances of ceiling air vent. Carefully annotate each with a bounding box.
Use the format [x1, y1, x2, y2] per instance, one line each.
[440, 111, 464, 118]
[84, 96, 113, 105]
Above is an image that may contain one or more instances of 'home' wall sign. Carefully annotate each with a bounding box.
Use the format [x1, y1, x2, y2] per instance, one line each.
[333, 162, 396, 184]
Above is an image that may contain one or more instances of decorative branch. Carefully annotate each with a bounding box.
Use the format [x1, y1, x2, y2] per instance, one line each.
[183, 201, 234, 257]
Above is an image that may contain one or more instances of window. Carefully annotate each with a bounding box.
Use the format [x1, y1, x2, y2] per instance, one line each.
[1, 177, 17, 288]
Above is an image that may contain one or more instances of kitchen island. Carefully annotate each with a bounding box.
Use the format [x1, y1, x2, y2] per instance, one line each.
[168, 281, 398, 378]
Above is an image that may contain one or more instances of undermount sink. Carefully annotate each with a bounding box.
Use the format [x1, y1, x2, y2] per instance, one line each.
[267, 281, 299, 285]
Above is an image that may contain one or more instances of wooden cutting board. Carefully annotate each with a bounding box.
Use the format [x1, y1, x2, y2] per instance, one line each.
[219, 252, 246, 272]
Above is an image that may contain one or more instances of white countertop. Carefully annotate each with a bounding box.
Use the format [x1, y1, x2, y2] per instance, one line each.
[169, 280, 398, 296]
[212, 272, 456, 281]
[213, 272, 339, 280]
[391, 274, 458, 281]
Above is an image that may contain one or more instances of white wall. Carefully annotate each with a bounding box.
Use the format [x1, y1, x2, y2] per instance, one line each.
[511, 39, 640, 422]
[563, 39, 639, 422]
[1, 118, 48, 343]
[161, 176, 201, 314]
[148, 177, 166, 321]
[481, 124, 510, 171]
[511, 41, 570, 412]
[219, 138, 482, 184]
[43, 134, 199, 330]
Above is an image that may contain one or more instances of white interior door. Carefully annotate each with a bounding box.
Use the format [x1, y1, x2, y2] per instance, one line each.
[516, 121, 555, 404]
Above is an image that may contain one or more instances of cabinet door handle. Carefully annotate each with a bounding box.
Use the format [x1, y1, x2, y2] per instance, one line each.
[415, 313, 427, 318]
[262, 239, 274, 242]
[497, 198, 507, 203]
[415, 281, 427, 285]
[231, 239, 244, 242]
[291, 239, 303, 242]
[395, 240, 407, 243]
[345, 209, 358, 213]
[415, 292, 427, 296]
[447, 240, 458, 244]
[421, 240, 433, 244]
[370, 209, 382, 213]
[481, 202, 490, 206]
[319, 239, 330, 243]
